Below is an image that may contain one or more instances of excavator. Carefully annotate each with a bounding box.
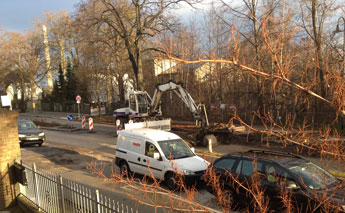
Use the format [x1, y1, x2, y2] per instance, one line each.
[113, 80, 216, 146]
[113, 81, 208, 126]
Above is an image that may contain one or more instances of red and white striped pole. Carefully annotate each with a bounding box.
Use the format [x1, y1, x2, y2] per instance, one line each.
[115, 119, 121, 137]
[89, 117, 94, 133]
[81, 116, 86, 129]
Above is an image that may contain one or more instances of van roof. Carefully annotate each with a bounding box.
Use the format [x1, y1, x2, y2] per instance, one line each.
[119, 128, 180, 142]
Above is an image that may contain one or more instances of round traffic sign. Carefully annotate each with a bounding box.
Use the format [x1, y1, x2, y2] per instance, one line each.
[67, 114, 74, 121]
[76, 95, 81, 103]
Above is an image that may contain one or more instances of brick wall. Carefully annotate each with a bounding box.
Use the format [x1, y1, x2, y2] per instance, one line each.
[0, 109, 21, 209]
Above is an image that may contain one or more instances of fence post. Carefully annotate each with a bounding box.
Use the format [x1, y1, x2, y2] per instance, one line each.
[57, 175, 65, 213]
[32, 163, 41, 211]
[96, 189, 101, 213]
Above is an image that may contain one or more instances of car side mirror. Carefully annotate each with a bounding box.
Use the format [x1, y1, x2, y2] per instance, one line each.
[287, 181, 300, 190]
[153, 152, 161, 160]
[191, 147, 195, 153]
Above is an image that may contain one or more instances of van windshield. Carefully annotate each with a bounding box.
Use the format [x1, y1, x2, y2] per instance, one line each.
[158, 139, 195, 160]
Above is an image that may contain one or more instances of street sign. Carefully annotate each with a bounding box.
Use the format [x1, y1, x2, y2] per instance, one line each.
[76, 95, 81, 104]
[1, 95, 11, 107]
[67, 114, 74, 121]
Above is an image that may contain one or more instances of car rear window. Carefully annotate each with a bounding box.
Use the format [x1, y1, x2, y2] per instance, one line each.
[213, 158, 237, 170]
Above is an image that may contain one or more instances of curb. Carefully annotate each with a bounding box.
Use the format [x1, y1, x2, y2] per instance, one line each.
[40, 126, 80, 132]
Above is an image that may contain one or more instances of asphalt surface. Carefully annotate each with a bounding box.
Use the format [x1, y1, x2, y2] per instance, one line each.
[18, 111, 345, 212]
[19, 112, 223, 212]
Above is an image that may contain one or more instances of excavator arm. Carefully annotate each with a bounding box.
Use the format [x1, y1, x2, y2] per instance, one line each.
[150, 81, 209, 126]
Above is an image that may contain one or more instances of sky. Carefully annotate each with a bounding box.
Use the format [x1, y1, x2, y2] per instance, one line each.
[0, 0, 80, 33]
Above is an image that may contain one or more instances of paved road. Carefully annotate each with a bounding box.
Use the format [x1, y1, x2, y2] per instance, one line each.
[19, 112, 345, 212]
[44, 129, 117, 154]
[20, 113, 222, 212]
[20, 111, 116, 134]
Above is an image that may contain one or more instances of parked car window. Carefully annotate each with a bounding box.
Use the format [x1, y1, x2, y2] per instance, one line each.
[264, 163, 292, 185]
[145, 142, 159, 158]
[235, 160, 242, 174]
[213, 158, 237, 170]
[235, 159, 263, 176]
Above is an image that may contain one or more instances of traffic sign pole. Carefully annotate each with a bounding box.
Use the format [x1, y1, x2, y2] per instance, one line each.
[77, 103, 80, 120]
[76, 95, 82, 120]
[81, 116, 86, 129]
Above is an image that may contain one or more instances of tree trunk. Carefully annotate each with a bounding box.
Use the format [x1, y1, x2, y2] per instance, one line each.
[59, 39, 66, 77]
[20, 78, 26, 113]
[118, 74, 125, 102]
[311, 0, 325, 98]
[106, 64, 113, 113]
[137, 50, 144, 91]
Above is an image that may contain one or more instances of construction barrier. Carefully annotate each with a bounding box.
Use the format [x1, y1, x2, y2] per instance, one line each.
[115, 119, 121, 137]
[89, 117, 94, 133]
[81, 116, 86, 129]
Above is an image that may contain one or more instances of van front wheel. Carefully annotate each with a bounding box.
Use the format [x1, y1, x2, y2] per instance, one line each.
[165, 172, 177, 190]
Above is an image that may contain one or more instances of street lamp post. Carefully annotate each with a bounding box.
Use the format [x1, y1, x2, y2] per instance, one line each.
[335, 17, 345, 77]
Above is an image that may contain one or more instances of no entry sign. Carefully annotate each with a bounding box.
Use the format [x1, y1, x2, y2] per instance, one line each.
[76, 95, 81, 103]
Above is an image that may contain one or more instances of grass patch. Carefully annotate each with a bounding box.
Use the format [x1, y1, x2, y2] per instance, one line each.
[92, 116, 113, 123]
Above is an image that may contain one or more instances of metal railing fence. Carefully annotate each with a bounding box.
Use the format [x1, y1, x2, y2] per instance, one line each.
[19, 162, 139, 213]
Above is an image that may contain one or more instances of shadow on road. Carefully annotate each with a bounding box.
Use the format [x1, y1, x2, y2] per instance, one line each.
[21, 145, 115, 178]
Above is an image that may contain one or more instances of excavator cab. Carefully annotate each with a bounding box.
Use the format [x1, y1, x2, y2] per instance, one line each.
[128, 91, 150, 116]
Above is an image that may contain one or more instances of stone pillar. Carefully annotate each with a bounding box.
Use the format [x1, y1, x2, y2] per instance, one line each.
[0, 109, 21, 209]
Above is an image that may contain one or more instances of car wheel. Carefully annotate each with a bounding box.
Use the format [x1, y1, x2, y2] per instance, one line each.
[120, 161, 130, 177]
[38, 142, 43, 147]
[165, 172, 177, 190]
[220, 188, 235, 208]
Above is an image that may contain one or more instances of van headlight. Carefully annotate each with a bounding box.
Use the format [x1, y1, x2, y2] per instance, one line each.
[18, 134, 25, 138]
[39, 132, 45, 136]
[183, 170, 195, 175]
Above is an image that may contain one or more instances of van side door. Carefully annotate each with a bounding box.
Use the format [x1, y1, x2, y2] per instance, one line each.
[126, 137, 146, 175]
[142, 141, 164, 179]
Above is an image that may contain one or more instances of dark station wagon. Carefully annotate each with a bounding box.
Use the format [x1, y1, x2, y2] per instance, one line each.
[205, 150, 345, 212]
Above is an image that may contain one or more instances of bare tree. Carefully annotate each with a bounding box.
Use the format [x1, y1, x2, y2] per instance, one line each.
[77, 0, 188, 90]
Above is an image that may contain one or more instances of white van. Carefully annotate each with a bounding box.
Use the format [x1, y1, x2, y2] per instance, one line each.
[115, 128, 209, 189]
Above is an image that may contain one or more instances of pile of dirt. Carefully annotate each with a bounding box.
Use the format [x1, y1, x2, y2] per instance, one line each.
[33, 120, 60, 127]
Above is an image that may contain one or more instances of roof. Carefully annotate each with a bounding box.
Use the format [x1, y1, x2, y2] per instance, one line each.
[223, 150, 308, 168]
[119, 128, 180, 142]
